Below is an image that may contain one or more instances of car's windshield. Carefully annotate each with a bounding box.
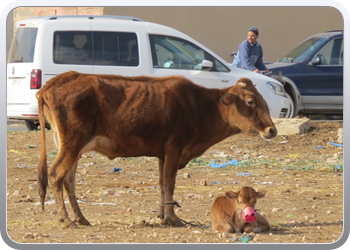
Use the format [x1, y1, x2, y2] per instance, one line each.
[278, 36, 327, 63]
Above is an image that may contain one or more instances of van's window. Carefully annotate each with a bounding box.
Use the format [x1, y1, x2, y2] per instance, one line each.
[149, 35, 229, 72]
[53, 31, 139, 66]
[53, 31, 93, 65]
[93, 32, 139, 66]
[8, 27, 38, 63]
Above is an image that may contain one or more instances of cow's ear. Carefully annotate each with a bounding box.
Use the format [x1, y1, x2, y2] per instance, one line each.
[220, 93, 237, 106]
[225, 191, 238, 200]
[256, 190, 267, 199]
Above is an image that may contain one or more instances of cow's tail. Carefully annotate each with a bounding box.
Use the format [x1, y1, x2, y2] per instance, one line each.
[37, 91, 48, 211]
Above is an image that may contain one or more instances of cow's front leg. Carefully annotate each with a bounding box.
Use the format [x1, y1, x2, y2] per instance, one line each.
[162, 149, 184, 227]
[157, 158, 165, 219]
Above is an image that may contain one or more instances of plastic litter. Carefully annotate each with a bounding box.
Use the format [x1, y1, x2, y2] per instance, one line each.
[237, 172, 252, 176]
[314, 145, 324, 149]
[240, 234, 253, 243]
[270, 222, 280, 228]
[209, 181, 222, 185]
[209, 158, 239, 168]
[329, 142, 343, 148]
[109, 167, 122, 173]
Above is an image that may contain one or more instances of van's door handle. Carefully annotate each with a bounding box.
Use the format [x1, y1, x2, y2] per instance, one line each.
[221, 80, 229, 83]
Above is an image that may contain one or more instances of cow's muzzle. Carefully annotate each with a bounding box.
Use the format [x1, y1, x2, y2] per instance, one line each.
[261, 127, 277, 139]
[242, 207, 257, 223]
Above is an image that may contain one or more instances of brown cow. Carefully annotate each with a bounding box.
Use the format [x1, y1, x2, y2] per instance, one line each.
[211, 186, 270, 233]
[36, 71, 277, 229]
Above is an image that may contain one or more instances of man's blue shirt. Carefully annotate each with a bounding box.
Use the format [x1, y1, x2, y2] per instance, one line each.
[232, 39, 267, 71]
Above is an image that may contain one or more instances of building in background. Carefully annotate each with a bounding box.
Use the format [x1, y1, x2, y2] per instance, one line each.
[6, 6, 343, 63]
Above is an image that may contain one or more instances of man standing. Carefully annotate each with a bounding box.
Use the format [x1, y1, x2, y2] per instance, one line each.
[232, 26, 269, 74]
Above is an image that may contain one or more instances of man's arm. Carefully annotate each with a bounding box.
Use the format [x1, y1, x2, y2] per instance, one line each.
[238, 42, 256, 71]
[255, 49, 267, 71]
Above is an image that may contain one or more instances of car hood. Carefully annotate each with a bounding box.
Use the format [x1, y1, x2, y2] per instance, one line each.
[229, 66, 283, 86]
[266, 62, 298, 70]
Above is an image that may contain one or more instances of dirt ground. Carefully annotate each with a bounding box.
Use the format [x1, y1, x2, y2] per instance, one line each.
[6, 120, 344, 244]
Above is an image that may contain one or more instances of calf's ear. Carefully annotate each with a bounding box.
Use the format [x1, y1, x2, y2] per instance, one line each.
[256, 190, 267, 199]
[225, 191, 238, 200]
[220, 93, 238, 106]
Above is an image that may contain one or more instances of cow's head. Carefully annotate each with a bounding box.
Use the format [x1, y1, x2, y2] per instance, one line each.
[220, 77, 277, 139]
[225, 186, 266, 224]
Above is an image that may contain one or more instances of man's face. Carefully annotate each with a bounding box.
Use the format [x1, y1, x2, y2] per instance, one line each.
[247, 31, 258, 45]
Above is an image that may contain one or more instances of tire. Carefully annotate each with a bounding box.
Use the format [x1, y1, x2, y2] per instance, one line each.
[25, 120, 39, 131]
[285, 93, 295, 118]
[45, 123, 51, 130]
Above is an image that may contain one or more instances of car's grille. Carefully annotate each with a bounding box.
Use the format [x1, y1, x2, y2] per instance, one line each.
[279, 108, 289, 118]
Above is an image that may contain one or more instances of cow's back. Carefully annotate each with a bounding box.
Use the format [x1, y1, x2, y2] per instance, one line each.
[40, 72, 221, 158]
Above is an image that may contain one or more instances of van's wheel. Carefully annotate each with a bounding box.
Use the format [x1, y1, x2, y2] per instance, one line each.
[45, 123, 51, 130]
[25, 120, 39, 131]
[25, 121, 51, 131]
[285, 93, 295, 118]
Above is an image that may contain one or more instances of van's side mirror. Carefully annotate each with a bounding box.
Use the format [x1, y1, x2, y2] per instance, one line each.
[201, 60, 213, 71]
[308, 56, 321, 66]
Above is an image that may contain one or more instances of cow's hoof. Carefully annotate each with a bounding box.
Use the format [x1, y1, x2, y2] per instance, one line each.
[64, 221, 78, 229]
[74, 217, 91, 226]
[165, 217, 184, 227]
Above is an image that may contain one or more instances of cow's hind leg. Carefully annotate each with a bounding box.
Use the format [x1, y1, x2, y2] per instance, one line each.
[49, 150, 79, 229]
[64, 161, 90, 226]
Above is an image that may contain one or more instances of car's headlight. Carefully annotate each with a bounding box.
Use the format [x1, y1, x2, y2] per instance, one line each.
[266, 82, 286, 97]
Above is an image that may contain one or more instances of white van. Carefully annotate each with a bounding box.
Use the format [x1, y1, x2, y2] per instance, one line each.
[7, 15, 291, 130]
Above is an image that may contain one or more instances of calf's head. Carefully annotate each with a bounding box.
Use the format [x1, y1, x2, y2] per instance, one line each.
[225, 186, 266, 224]
[220, 77, 277, 139]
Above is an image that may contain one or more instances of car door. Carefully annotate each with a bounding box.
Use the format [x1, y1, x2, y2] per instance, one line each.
[91, 19, 150, 76]
[301, 37, 343, 109]
[149, 35, 222, 88]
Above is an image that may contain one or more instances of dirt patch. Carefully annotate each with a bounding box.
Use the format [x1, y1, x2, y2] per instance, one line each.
[6, 121, 343, 244]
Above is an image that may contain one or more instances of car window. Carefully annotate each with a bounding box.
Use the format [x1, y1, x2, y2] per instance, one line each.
[8, 27, 38, 63]
[93, 32, 139, 66]
[149, 35, 229, 72]
[53, 31, 93, 65]
[316, 38, 343, 66]
[53, 31, 139, 66]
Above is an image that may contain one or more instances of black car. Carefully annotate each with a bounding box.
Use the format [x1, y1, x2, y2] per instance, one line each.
[266, 31, 343, 117]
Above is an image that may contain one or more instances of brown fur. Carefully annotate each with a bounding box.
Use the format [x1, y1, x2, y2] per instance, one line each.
[36, 71, 277, 228]
[211, 186, 270, 233]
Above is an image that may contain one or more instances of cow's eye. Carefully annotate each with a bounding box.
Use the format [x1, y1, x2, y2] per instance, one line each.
[246, 98, 254, 106]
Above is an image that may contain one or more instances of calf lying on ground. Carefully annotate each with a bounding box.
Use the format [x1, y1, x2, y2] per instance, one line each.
[211, 186, 270, 233]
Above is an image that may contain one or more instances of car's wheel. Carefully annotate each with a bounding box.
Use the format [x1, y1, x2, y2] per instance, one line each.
[25, 120, 39, 131]
[285, 93, 295, 118]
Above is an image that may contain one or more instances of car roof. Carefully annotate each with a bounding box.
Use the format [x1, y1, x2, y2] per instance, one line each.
[16, 15, 146, 28]
[312, 30, 343, 38]
[26, 15, 144, 22]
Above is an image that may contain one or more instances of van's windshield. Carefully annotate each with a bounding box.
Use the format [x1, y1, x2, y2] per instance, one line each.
[8, 27, 38, 63]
